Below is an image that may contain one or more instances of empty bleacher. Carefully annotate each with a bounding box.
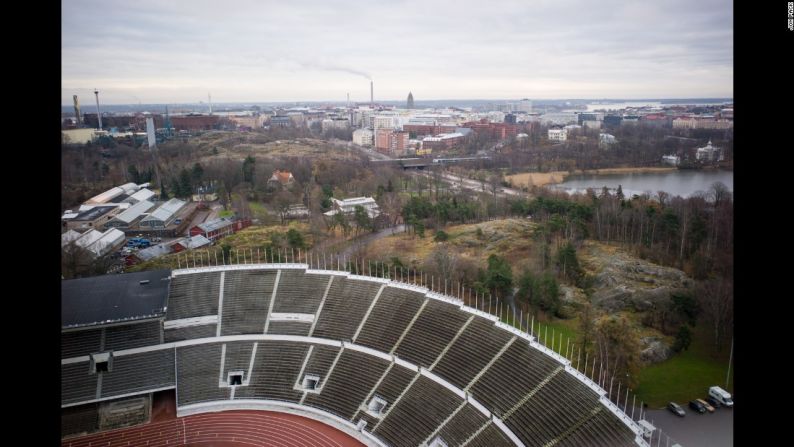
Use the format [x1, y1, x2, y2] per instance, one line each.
[176, 343, 229, 406]
[354, 287, 426, 352]
[432, 316, 513, 389]
[101, 350, 175, 398]
[272, 270, 329, 314]
[234, 341, 308, 403]
[303, 349, 390, 420]
[166, 272, 221, 320]
[469, 341, 561, 417]
[433, 403, 490, 446]
[503, 371, 599, 446]
[62, 362, 98, 405]
[61, 328, 102, 359]
[302, 345, 341, 386]
[311, 277, 381, 340]
[220, 270, 277, 335]
[266, 320, 311, 336]
[393, 299, 471, 368]
[104, 321, 161, 351]
[164, 324, 216, 342]
[373, 375, 463, 447]
[465, 422, 515, 447]
[61, 403, 99, 438]
[222, 341, 256, 377]
[556, 407, 637, 447]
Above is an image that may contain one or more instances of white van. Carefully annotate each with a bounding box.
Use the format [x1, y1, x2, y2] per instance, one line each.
[708, 386, 733, 407]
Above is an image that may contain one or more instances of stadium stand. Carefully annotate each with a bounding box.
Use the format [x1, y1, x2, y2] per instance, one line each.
[354, 286, 426, 352]
[303, 349, 390, 420]
[393, 299, 472, 368]
[62, 266, 646, 447]
[234, 341, 308, 402]
[272, 270, 329, 313]
[164, 324, 216, 342]
[311, 277, 382, 340]
[104, 321, 162, 351]
[373, 375, 463, 447]
[220, 270, 277, 335]
[166, 272, 221, 320]
[431, 316, 514, 389]
[101, 350, 175, 398]
[61, 328, 103, 359]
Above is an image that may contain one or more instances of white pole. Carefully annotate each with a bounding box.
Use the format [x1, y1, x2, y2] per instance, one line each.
[631, 394, 636, 420]
[577, 346, 581, 370]
[609, 376, 615, 400]
[552, 329, 555, 352]
[530, 315, 534, 337]
[545, 325, 548, 347]
[624, 387, 629, 414]
[726, 335, 734, 389]
[617, 382, 621, 407]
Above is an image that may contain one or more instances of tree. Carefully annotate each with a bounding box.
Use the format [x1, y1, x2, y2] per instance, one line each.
[484, 254, 513, 299]
[593, 315, 641, 388]
[434, 230, 449, 242]
[127, 165, 141, 183]
[191, 162, 204, 186]
[430, 244, 459, 284]
[672, 325, 693, 352]
[556, 242, 582, 284]
[217, 182, 229, 210]
[353, 205, 372, 236]
[286, 228, 305, 249]
[242, 156, 256, 183]
[517, 270, 561, 315]
[160, 181, 169, 200]
[697, 277, 733, 350]
[178, 168, 193, 197]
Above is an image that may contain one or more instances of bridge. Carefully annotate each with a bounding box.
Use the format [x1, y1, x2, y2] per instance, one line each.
[371, 156, 492, 170]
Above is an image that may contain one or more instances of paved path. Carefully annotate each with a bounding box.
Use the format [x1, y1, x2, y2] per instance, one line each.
[338, 224, 406, 259]
[644, 407, 733, 447]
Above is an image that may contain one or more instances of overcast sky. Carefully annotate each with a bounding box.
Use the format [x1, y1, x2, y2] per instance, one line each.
[62, 0, 733, 105]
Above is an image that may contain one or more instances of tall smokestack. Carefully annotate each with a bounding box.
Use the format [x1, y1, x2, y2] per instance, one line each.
[208, 93, 212, 115]
[94, 89, 102, 130]
[73, 95, 81, 126]
[370, 81, 374, 107]
[347, 93, 350, 109]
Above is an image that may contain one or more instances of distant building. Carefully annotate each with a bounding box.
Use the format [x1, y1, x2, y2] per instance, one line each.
[407, 92, 414, 109]
[695, 140, 724, 161]
[375, 129, 409, 156]
[422, 132, 466, 150]
[461, 119, 517, 139]
[64, 205, 121, 231]
[517, 99, 532, 113]
[599, 133, 617, 147]
[673, 118, 733, 129]
[189, 217, 251, 241]
[583, 120, 602, 130]
[352, 128, 374, 146]
[548, 128, 568, 142]
[104, 200, 156, 230]
[322, 117, 350, 132]
[402, 124, 458, 136]
[139, 198, 187, 229]
[324, 197, 380, 218]
[285, 204, 310, 220]
[373, 115, 396, 132]
[170, 115, 221, 131]
[172, 235, 212, 253]
[62, 128, 99, 145]
[268, 170, 295, 189]
[504, 113, 517, 124]
[270, 115, 291, 127]
[577, 112, 602, 125]
[662, 155, 680, 166]
[85, 183, 140, 205]
[540, 112, 578, 125]
[603, 115, 623, 127]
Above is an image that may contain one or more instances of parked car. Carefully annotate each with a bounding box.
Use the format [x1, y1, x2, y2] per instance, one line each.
[696, 398, 715, 413]
[667, 402, 686, 417]
[708, 386, 733, 407]
[706, 395, 721, 408]
[689, 400, 706, 414]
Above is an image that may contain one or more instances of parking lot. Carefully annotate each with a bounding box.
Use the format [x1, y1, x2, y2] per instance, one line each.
[645, 405, 733, 446]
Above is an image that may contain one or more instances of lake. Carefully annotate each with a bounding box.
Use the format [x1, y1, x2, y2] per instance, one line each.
[549, 170, 733, 199]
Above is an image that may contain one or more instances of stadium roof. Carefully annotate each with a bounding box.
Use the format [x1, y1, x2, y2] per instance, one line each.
[61, 269, 171, 329]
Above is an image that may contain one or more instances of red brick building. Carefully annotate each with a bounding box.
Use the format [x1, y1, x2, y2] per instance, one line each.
[170, 115, 221, 131]
[462, 119, 518, 139]
[421, 133, 466, 150]
[403, 124, 458, 137]
[375, 130, 409, 156]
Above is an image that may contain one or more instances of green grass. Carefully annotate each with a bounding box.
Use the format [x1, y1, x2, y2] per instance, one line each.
[635, 324, 733, 408]
[218, 209, 235, 218]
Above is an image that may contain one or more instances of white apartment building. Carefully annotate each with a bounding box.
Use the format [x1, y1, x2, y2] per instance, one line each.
[548, 128, 568, 142]
[353, 129, 374, 146]
[540, 112, 578, 125]
[696, 140, 724, 161]
[661, 155, 680, 166]
[324, 197, 380, 218]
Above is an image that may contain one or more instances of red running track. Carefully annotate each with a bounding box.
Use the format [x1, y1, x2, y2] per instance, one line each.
[62, 410, 366, 447]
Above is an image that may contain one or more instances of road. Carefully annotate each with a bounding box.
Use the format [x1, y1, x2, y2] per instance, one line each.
[437, 172, 525, 197]
[644, 407, 733, 447]
[337, 224, 407, 259]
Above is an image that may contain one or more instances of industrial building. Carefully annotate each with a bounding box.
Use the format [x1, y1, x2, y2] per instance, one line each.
[324, 197, 380, 219]
[104, 200, 156, 230]
[139, 199, 187, 229]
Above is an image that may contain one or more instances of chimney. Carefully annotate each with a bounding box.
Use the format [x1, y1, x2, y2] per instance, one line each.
[94, 89, 102, 130]
[370, 81, 374, 108]
[73, 95, 81, 126]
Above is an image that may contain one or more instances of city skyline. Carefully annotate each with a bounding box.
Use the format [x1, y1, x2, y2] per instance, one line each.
[62, 0, 733, 105]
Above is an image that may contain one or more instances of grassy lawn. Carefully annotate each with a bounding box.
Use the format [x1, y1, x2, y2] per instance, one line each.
[635, 324, 733, 408]
[218, 209, 235, 218]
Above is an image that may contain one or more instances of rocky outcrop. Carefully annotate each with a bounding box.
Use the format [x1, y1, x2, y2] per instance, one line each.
[640, 336, 673, 364]
[580, 242, 693, 313]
